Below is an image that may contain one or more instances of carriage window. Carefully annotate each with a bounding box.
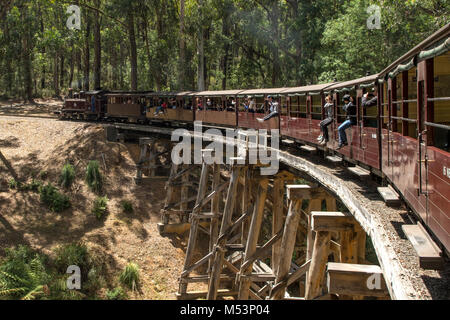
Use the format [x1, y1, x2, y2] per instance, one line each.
[255, 97, 265, 114]
[364, 87, 378, 128]
[311, 95, 322, 120]
[406, 67, 418, 139]
[290, 96, 299, 117]
[393, 74, 403, 134]
[280, 96, 288, 116]
[431, 51, 450, 152]
[298, 95, 307, 118]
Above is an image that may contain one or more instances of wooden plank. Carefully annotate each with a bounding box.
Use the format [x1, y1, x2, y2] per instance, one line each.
[402, 224, 443, 270]
[305, 231, 331, 300]
[347, 166, 370, 179]
[286, 185, 326, 200]
[300, 145, 317, 153]
[176, 289, 237, 300]
[326, 155, 343, 164]
[311, 211, 355, 232]
[207, 166, 242, 300]
[272, 199, 302, 300]
[327, 263, 390, 298]
[377, 186, 401, 207]
[238, 179, 269, 300]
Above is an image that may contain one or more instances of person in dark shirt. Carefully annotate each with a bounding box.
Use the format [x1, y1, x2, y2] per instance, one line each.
[318, 95, 334, 145]
[337, 95, 356, 150]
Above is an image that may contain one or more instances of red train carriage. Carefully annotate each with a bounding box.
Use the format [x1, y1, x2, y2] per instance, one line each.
[194, 90, 244, 128]
[281, 84, 335, 145]
[327, 75, 382, 172]
[379, 24, 450, 252]
[146, 92, 195, 124]
[237, 88, 287, 131]
[105, 92, 151, 123]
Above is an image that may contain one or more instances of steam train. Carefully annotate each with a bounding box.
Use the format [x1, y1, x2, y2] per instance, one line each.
[61, 24, 450, 254]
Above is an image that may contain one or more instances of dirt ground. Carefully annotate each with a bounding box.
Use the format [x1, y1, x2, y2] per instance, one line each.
[0, 99, 61, 118]
[0, 115, 203, 300]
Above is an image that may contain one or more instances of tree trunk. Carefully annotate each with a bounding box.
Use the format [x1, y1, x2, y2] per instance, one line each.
[21, 4, 33, 102]
[270, 1, 280, 87]
[83, 11, 91, 91]
[59, 55, 65, 90]
[68, 49, 75, 89]
[93, 0, 101, 90]
[54, 54, 60, 98]
[128, 12, 138, 91]
[179, 0, 186, 90]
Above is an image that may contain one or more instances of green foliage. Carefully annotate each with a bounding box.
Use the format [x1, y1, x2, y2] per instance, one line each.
[106, 286, 127, 300]
[119, 262, 140, 291]
[39, 183, 71, 212]
[8, 178, 19, 190]
[53, 243, 89, 274]
[121, 200, 133, 214]
[92, 196, 108, 220]
[86, 161, 103, 194]
[60, 164, 75, 189]
[29, 179, 43, 193]
[0, 246, 50, 300]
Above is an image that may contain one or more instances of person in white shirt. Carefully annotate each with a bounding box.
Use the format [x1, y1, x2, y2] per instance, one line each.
[257, 95, 279, 122]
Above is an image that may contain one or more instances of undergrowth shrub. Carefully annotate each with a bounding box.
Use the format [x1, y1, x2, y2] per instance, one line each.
[121, 200, 133, 214]
[106, 287, 127, 300]
[85, 161, 102, 193]
[53, 243, 89, 274]
[8, 178, 19, 190]
[60, 164, 75, 189]
[0, 245, 50, 300]
[92, 196, 108, 220]
[119, 263, 140, 291]
[39, 183, 71, 212]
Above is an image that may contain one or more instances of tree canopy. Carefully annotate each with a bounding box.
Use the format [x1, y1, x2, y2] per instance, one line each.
[0, 0, 448, 100]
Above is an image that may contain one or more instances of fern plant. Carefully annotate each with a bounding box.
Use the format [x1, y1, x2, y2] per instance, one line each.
[119, 263, 140, 291]
[85, 161, 103, 194]
[92, 196, 108, 220]
[60, 164, 75, 189]
[39, 183, 71, 212]
[0, 246, 50, 300]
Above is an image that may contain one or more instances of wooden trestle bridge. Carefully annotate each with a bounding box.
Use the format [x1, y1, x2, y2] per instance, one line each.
[130, 130, 391, 300]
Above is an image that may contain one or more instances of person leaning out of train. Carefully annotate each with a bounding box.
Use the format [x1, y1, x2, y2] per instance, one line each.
[362, 89, 378, 108]
[318, 95, 334, 145]
[248, 97, 256, 113]
[337, 95, 357, 150]
[257, 95, 279, 122]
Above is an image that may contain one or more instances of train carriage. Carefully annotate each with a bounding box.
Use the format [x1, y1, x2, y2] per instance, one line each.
[327, 75, 382, 171]
[281, 84, 335, 145]
[146, 91, 196, 123]
[194, 90, 244, 128]
[237, 88, 287, 131]
[84, 90, 108, 120]
[379, 24, 450, 252]
[106, 92, 151, 123]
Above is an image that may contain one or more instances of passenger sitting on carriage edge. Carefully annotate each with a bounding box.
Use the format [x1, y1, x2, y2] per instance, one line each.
[318, 95, 334, 145]
[337, 95, 356, 150]
[257, 95, 279, 122]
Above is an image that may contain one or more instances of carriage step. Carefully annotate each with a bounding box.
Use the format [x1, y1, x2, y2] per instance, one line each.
[402, 223, 443, 270]
[348, 166, 370, 179]
[326, 155, 343, 164]
[300, 145, 317, 153]
[282, 139, 295, 145]
[377, 186, 401, 207]
[326, 263, 389, 297]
